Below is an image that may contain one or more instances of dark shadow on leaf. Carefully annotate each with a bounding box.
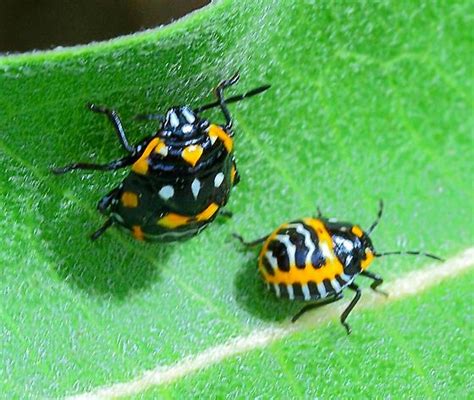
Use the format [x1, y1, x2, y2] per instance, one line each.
[39, 190, 172, 300]
[233, 248, 303, 322]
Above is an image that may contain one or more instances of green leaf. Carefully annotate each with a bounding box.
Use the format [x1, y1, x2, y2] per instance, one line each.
[146, 270, 474, 399]
[0, 0, 472, 398]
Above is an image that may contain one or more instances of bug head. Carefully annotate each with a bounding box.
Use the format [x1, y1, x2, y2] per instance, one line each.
[349, 225, 376, 271]
[338, 200, 383, 272]
[161, 106, 208, 139]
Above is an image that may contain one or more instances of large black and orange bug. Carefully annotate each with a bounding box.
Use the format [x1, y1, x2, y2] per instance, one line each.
[52, 73, 270, 241]
[234, 200, 443, 334]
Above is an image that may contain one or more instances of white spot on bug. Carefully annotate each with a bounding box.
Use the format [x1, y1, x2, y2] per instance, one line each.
[159, 185, 174, 200]
[182, 108, 196, 123]
[191, 178, 201, 199]
[334, 236, 354, 252]
[276, 234, 296, 265]
[273, 283, 281, 297]
[301, 284, 311, 300]
[265, 251, 278, 270]
[214, 172, 225, 187]
[317, 282, 327, 298]
[340, 273, 351, 282]
[169, 111, 179, 128]
[157, 146, 168, 156]
[288, 223, 316, 265]
[209, 135, 218, 145]
[345, 254, 354, 266]
[182, 124, 193, 134]
[331, 279, 341, 292]
[287, 284, 295, 300]
[319, 242, 334, 260]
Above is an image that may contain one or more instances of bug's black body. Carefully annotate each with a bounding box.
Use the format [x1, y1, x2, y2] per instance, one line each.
[109, 124, 237, 241]
[53, 74, 269, 241]
[235, 201, 443, 334]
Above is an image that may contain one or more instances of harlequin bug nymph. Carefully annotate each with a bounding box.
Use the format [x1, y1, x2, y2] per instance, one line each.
[53, 74, 270, 241]
[234, 201, 443, 334]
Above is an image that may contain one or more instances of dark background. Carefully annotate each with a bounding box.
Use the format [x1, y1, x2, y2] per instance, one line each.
[0, 0, 210, 53]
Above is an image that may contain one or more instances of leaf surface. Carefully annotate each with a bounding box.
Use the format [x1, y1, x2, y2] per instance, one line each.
[0, 0, 472, 397]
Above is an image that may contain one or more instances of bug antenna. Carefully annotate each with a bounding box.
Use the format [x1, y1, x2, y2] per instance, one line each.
[374, 250, 444, 262]
[367, 199, 384, 235]
[194, 84, 271, 113]
[134, 113, 166, 122]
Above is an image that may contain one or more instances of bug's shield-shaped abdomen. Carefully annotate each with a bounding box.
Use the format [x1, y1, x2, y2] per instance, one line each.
[258, 219, 356, 301]
[111, 124, 238, 241]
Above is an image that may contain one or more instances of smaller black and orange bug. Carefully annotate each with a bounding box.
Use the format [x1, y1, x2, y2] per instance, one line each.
[234, 200, 443, 334]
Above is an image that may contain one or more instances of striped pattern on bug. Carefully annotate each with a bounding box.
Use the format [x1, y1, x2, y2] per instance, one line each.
[235, 201, 443, 334]
[259, 218, 367, 301]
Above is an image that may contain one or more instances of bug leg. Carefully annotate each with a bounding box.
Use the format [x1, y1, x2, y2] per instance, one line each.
[90, 218, 114, 241]
[360, 270, 388, 297]
[316, 206, 323, 218]
[51, 155, 134, 175]
[340, 283, 362, 335]
[219, 210, 233, 219]
[97, 187, 121, 215]
[215, 72, 240, 130]
[291, 292, 344, 323]
[88, 104, 135, 153]
[232, 233, 269, 248]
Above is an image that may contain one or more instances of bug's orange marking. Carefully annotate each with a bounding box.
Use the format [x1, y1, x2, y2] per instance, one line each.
[208, 124, 233, 152]
[132, 225, 144, 241]
[121, 191, 139, 208]
[258, 218, 344, 285]
[181, 145, 204, 167]
[132, 138, 164, 175]
[196, 203, 219, 221]
[230, 165, 237, 184]
[156, 203, 220, 229]
[351, 225, 364, 238]
[361, 249, 374, 270]
[157, 213, 190, 229]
